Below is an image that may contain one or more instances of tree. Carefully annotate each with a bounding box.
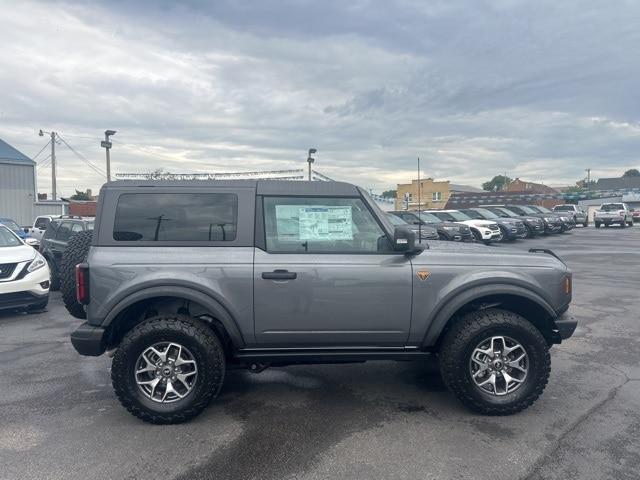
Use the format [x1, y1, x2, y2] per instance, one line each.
[623, 168, 640, 177]
[482, 175, 512, 192]
[70, 190, 91, 201]
[381, 189, 397, 199]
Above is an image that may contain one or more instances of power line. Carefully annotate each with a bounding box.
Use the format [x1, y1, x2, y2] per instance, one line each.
[57, 134, 107, 177]
[32, 140, 51, 161]
[37, 155, 52, 170]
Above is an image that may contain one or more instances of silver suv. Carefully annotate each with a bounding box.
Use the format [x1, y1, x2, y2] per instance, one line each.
[69, 180, 576, 423]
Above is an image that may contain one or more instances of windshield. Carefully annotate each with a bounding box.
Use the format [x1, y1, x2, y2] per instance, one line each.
[386, 214, 407, 226]
[445, 211, 472, 221]
[536, 206, 552, 213]
[0, 225, 22, 247]
[0, 219, 21, 231]
[526, 206, 543, 213]
[601, 203, 624, 211]
[417, 212, 443, 223]
[460, 209, 483, 220]
[511, 205, 537, 214]
[473, 208, 499, 219]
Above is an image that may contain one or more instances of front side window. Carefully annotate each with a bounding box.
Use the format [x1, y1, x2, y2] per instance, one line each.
[263, 196, 389, 253]
[56, 221, 73, 242]
[113, 193, 237, 242]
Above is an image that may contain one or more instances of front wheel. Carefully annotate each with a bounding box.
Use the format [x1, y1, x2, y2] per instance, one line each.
[111, 315, 226, 424]
[438, 308, 550, 415]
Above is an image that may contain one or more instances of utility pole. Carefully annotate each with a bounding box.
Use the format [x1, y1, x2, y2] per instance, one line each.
[307, 148, 317, 181]
[585, 168, 591, 189]
[39, 130, 57, 200]
[417, 157, 422, 239]
[101, 130, 116, 182]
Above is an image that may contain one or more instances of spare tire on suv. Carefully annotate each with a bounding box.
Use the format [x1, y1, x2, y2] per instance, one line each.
[60, 230, 93, 319]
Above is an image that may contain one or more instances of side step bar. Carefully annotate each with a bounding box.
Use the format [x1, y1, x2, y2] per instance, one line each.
[233, 348, 433, 363]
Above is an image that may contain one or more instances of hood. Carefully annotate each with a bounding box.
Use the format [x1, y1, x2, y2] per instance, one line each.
[414, 242, 567, 269]
[0, 244, 36, 264]
[459, 219, 497, 228]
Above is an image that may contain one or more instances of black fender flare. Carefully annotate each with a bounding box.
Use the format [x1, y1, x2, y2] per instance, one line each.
[422, 283, 557, 347]
[102, 285, 246, 348]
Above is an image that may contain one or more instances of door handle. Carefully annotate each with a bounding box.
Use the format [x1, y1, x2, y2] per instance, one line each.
[262, 269, 297, 280]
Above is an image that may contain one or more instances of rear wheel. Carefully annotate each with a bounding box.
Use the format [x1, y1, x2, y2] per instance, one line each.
[111, 315, 226, 424]
[595, 222, 601, 228]
[60, 230, 93, 319]
[438, 308, 550, 415]
[583, 220, 588, 227]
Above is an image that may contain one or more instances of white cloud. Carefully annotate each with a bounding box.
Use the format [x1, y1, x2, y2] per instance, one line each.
[0, 0, 639, 197]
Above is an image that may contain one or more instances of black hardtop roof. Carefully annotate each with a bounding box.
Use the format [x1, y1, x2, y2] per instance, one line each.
[102, 180, 361, 196]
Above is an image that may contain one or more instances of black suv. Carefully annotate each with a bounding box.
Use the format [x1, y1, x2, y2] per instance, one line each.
[40, 216, 94, 290]
[389, 211, 474, 242]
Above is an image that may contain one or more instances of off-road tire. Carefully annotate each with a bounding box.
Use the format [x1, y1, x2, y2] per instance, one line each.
[111, 316, 226, 424]
[438, 308, 550, 415]
[60, 230, 93, 319]
[583, 220, 588, 227]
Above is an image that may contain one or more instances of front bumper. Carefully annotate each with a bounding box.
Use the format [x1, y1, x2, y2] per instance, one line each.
[545, 223, 563, 233]
[0, 258, 49, 311]
[552, 311, 577, 343]
[0, 291, 49, 310]
[596, 216, 625, 225]
[71, 322, 107, 356]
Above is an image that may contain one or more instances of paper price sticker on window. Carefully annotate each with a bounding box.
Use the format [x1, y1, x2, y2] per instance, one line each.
[275, 205, 353, 241]
[299, 206, 353, 240]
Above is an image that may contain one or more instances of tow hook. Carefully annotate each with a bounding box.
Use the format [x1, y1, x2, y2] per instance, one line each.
[248, 362, 270, 373]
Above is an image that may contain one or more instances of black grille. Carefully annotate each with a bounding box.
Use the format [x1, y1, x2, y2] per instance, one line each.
[0, 291, 38, 308]
[488, 224, 500, 231]
[0, 263, 17, 279]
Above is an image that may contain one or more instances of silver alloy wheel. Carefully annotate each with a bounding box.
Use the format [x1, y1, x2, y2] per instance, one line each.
[469, 336, 528, 396]
[135, 342, 198, 403]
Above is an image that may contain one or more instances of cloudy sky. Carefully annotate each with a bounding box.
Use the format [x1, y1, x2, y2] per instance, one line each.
[1, 0, 639, 197]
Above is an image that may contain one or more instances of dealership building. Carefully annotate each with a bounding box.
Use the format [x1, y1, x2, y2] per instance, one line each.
[0, 138, 38, 225]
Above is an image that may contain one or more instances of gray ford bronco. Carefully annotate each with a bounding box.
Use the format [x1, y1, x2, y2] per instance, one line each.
[69, 180, 576, 424]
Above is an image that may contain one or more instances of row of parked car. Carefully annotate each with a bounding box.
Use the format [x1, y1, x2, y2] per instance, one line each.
[0, 215, 94, 312]
[386, 204, 590, 245]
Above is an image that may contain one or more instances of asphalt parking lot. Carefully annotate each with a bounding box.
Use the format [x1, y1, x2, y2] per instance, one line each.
[1, 225, 639, 480]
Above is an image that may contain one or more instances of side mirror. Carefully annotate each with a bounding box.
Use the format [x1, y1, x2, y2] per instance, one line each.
[393, 226, 420, 254]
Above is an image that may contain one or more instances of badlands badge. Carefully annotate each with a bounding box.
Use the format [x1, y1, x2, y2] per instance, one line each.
[416, 270, 431, 281]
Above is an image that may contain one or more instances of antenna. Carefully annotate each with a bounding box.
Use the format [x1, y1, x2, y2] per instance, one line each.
[417, 157, 422, 240]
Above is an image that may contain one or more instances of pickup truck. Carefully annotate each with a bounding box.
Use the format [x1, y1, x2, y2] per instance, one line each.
[25, 215, 83, 241]
[594, 203, 634, 228]
[68, 180, 576, 424]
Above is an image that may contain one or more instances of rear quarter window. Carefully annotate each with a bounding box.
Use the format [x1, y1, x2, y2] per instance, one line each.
[113, 193, 238, 242]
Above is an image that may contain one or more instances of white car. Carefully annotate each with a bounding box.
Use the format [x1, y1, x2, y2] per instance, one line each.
[0, 224, 50, 311]
[425, 209, 503, 244]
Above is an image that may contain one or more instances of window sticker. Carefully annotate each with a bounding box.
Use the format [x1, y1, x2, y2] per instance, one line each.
[275, 205, 353, 241]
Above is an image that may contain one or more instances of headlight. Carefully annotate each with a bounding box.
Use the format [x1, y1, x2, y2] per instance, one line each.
[27, 253, 46, 272]
[544, 217, 553, 222]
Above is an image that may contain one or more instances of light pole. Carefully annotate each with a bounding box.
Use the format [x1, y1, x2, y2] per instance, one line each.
[39, 129, 57, 201]
[101, 130, 116, 182]
[307, 148, 317, 181]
